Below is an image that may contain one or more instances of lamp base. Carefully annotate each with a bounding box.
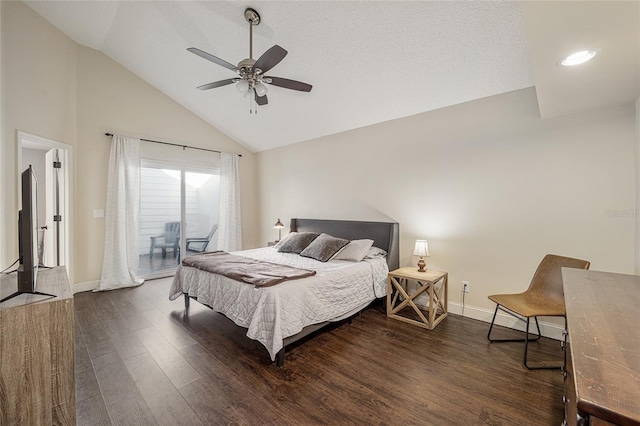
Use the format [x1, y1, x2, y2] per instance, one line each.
[417, 257, 426, 273]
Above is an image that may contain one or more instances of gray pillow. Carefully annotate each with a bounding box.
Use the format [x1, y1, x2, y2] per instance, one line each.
[277, 232, 320, 254]
[300, 233, 350, 262]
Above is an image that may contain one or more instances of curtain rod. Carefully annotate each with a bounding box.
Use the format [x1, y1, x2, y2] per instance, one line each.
[104, 133, 242, 157]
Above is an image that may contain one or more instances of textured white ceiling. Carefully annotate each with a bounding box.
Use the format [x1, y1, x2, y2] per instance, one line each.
[23, 1, 638, 153]
[522, 1, 639, 119]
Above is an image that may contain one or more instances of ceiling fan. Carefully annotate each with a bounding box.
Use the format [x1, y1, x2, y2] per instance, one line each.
[188, 8, 312, 111]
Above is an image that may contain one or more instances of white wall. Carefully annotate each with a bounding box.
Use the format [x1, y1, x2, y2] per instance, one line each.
[257, 87, 636, 330]
[1, 2, 258, 289]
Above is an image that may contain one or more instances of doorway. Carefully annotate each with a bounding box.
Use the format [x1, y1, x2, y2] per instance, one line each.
[17, 131, 73, 279]
[137, 161, 220, 279]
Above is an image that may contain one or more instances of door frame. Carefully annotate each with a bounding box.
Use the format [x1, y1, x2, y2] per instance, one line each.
[17, 131, 73, 282]
[139, 159, 219, 279]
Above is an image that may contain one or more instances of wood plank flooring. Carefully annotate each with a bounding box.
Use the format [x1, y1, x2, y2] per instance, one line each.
[74, 278, 564, 425]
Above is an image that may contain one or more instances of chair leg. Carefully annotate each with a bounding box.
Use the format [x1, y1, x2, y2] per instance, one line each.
[487, 305, 500, 341]
[487, 305, 541, 343]
[488, 305, 561, 369]
[523, 317, 562, 370]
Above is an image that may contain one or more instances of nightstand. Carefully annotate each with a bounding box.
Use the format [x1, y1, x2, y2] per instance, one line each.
[387, 267, 448, 330]
[267, 241, 277, 247]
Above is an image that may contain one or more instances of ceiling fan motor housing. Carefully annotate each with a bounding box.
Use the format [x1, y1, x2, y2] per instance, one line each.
[237, 58, 257, 72]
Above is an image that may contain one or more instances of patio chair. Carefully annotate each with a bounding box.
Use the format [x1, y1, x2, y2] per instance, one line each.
[149, 221, 180, 259]
[186, 224, 218, 253]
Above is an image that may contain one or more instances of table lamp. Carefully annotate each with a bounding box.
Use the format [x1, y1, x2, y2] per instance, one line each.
[413, 240, 430, 272]
[273, 218, 285, 242]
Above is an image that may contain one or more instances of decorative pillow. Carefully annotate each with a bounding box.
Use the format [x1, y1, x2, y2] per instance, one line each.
[365, 246, 387, 259]
[276, 232, 320, 254]
[300, 233, 350, 262]
[332, 239, 375, 262]
[274, 232, 295, 249]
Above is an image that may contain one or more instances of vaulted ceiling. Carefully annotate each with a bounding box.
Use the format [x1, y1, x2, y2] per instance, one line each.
[25, 1, 639, 152]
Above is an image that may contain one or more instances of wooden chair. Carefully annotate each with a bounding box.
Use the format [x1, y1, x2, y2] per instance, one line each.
[487, 254, 590, 370]
[149, 221, 180, 259]
[186, 224, 218, 254]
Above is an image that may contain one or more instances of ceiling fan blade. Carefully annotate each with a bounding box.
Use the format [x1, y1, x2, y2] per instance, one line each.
[253, 45, 287, 74]
[196, 78, 237, 90]
[187, 47, 236, 71]
[264, 76, 312, 92]
[255, 90, 268, 106]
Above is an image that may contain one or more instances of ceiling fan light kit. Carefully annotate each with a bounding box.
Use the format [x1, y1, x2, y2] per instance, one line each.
[188, 7, 312, 114]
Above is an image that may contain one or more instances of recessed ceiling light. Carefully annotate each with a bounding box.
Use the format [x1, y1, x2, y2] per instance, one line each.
[559, 50, 598, 66]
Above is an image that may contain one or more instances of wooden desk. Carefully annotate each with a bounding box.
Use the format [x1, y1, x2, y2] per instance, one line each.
[0, 266, 75, 425]
[387, 267, 448, 330]
[562, 268, 640, 426]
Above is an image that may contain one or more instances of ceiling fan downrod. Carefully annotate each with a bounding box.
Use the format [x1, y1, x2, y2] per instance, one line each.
[244, 8, 260, 60]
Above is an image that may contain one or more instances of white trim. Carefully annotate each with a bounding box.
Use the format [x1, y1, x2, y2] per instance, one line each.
[141, 158, 220, 175]
[17, 131, 74, 284]
[73, 280, 99, 293]
[447, 302, 565, 341]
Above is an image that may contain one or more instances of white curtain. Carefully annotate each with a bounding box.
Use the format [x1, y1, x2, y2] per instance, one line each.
[217, 152, 242, 251]
[98, 135, 144, 291]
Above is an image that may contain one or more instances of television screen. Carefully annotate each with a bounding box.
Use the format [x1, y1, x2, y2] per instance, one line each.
[17, 165, 39, 293]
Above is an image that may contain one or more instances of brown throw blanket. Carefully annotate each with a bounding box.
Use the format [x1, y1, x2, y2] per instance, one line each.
[181, 251, 316, 288]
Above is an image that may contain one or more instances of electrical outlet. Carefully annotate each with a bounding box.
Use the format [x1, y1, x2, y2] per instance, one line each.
[462, 281, 470, 293]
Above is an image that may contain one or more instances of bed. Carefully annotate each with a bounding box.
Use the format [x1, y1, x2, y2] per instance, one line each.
[169, 218, 399, 366]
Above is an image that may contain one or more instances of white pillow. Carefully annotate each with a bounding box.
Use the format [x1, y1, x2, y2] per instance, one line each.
[365, 246, 387, 259]
[332, 239, 374, 261]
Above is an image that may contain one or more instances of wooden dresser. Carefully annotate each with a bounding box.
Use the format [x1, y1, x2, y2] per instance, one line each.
[562, 268, 640, 426]
[0, 266, 75, 425]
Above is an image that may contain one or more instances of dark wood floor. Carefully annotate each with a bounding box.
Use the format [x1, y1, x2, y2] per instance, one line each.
[74, 278, 565, 425]
[137, 253, 179, 276]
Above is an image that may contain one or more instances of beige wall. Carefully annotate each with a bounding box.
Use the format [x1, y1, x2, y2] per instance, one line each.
[75, 46, 257, 285]
[636, 97, 640, 274]
[257, 88, 636, 325]
[1, 0, 77, 271]
[0, 0, 3, 264]
[1, 2, 258, 287]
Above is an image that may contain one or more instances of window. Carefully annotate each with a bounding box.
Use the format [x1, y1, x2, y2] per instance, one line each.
[138, 161, 219, 278]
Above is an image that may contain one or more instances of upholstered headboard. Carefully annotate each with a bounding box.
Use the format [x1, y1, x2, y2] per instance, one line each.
[289, 218, 399, 272]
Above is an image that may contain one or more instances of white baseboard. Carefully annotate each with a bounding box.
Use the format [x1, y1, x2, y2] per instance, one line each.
[73, 280, 99, 293]
[446, 302, 565, 341]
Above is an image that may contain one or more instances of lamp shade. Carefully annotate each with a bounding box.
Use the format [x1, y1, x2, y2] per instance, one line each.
[273, 218, 285, 242]
[255, 81, 268, 97]
[236, 79, 249, 93]
[413, 240, 430, 257]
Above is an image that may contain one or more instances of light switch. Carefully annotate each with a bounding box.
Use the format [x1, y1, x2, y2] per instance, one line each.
[93, 209, 104, 218]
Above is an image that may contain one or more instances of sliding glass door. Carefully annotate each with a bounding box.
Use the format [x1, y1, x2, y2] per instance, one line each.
[138, 162, 219, 278]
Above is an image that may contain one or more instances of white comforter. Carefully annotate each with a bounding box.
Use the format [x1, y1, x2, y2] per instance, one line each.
[169, 247, 389, 360]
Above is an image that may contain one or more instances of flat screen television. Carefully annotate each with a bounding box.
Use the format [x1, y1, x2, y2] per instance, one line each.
[0, 165, 54, 304]
[17, 165, 39, 293]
